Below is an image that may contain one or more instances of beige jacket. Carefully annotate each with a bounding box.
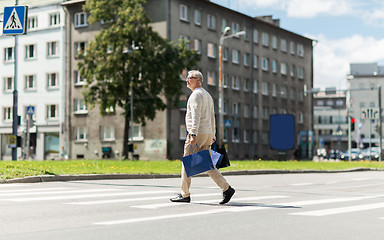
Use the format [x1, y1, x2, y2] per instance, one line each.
[185, 88, 216, 136]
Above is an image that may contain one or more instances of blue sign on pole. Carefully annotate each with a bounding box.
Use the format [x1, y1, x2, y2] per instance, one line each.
[269, 114, 295, 151]
[3, 6, 28, 35]
[26, 105, 34, 115]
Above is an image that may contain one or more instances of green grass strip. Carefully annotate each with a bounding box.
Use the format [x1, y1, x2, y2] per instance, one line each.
[1, 159, 384, 180]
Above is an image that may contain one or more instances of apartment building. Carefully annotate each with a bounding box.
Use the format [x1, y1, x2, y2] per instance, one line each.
[0, 1, 66, 160]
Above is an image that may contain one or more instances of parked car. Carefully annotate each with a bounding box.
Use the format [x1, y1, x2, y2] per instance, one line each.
[327, 150, 341, 160]
[340, 149, 362, 161]
[359, 147, 380, 160]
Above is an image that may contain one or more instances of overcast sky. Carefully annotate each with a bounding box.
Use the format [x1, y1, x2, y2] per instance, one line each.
[211, 0, 384, 90]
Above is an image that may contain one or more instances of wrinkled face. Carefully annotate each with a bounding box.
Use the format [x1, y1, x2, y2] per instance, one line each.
[186, 74, 200, 90]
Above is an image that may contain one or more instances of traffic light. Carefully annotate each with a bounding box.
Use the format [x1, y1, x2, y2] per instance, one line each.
[350, 117, 355, 131]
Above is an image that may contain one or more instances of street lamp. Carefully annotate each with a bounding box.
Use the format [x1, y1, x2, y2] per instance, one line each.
[218, 27, 246, 147]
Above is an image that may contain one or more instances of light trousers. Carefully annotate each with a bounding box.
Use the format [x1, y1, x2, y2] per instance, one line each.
[181, 134, 230, 198]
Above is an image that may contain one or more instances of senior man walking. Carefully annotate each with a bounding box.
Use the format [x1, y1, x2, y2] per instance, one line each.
[170, 70, 235, 204]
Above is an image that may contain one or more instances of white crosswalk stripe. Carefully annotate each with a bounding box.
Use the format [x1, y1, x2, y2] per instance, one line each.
[0, 188, 69, 194]
[291, 202, 384, 216]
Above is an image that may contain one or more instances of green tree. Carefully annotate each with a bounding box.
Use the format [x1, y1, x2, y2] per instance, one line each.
[79, 0, 199, 159]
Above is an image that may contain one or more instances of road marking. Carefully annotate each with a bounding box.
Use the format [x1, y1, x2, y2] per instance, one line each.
[132, 195, 289, 209]
[0, 184, 28, 188]
[3, 190, 174, 202]
[0, 188, 69, 194]
[0, 189, 115, 197]
[291, 202, 384, 216]
[67, 194, 177, 205]
[290, 183, 314, 186]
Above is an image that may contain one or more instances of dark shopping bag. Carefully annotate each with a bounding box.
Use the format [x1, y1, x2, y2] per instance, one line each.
[182, 144, 214, 177]
[213, 142, 230, 169]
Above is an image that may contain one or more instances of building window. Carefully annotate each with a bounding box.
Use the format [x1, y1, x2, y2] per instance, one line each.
[180, 125, 186, 140]
[271, 60, 277, 73]
[49, 13, 60, 26]
[47, 73, 58, 88]
[223, 47, 228, 61]
[281, 63, 287, 75]
[253, 29, 259, 43]
[298, 67, 304, 79]
[3, 107, 12, 121]
[47, 104, 58, 120]
[244, 104, 250, 118]
[253, 55, 259, 69]
[262, 132, 268, 144]
[232, 128, 240, 143]
[290, 65, 296, 77]
[194, 39, 201, 54]
[224, 128, 228, 142]
[262, 57, 269, 71]
[290, 41, 296, 55]
[4, 77, 13, 92]
[272, 36, 277, 49]
[100, 126, 115, 141]
[207, 43, 216, 58]
[207, 14, 216, 30]
[244, 53, 250, 66]
[232, 76, 240, 90]
[74, 70, 86, 86]
[223, 74, 229, 88]
[25, 75, 36, 90]
[25, 44, 36, 59]
[232, 49, 240, 64]
[74, 99, 88, 114]
[263, 107, 269, 120]
[132, 125, 144, 141]
[74, 12, 88, 27]
[4, 47, 14, 62]
[75, 127, 87, 141]
[298, 112, 304, 123]
[233, 102, 239, 115]
[253, 80, 258, 93]
[297, 44, 304, 57]
[281, 39, 287, 52]
[179, 4, 188, 22]
[194, 9, 201, 26]
[262, 33, 269, 47]
[179, 35, 190, 49]
[272, 84, 277, 97]
[253, 131, 258, 143]
[244, 27, 249, 40]
[262, 82, 268, 95]
[207, 71, 216, 86]
[280, 86, 287, 98]
[232, 22, 240, 35]
[75, 42, 87, 57]
[244, 130, 250, 143]
[253, 106, 258, 119]
[222, 18, 228, 33]
[290, 89, 296, 100]
[223, 100, 228, 115]
[28, 16, 38, 30]
[244, 78, 250, 91]
[47, 41, 58, 57]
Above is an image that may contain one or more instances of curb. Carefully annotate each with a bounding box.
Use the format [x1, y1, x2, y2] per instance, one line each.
[1, 167, 383, 184]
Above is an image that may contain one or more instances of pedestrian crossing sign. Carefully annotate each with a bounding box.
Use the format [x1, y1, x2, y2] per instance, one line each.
[2, 6, 28, 35]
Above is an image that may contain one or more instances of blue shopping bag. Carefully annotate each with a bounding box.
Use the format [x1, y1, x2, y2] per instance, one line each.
[182, 144, 215, 177]
[211, 149, 223, 166]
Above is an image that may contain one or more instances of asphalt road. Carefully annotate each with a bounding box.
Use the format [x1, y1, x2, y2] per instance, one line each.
[1, 171, 384, 240]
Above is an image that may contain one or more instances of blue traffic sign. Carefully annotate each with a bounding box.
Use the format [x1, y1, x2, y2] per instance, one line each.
[224, 119, 231, 128]
[3, 6, 28, 35]
[26, 105, 34, 115]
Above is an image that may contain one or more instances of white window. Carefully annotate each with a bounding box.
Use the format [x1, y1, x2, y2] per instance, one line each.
[74, 99, 88, 114]
[232, 128, 240, 143]
[47, 104, 58, 120]
[74, 42, 87, 57]
[207, 43, 216, 58]
[222, 19, 228, 33]
[297, 44, 305, 57]
[180, 125, 186, 140]
[3, 107, 12, 121]
[223, 74, 229, 88]
[25, 75, 36, 90]
[4, 77, 13, 92]
[132, 125, 144, 141]
[4, 47, 14, 62]
[244, 130, 250, 143]
[253, 106, 258, 119]
[207, 14, 216, 30]
[262, 57, 269, 71]
[244, 78, 250, 91]
[244, 27, 249, 40]
[253, 29, 259, 43]
[262, 107, 269, 119]
[272, 36, 277, 49]
[290, 41, 295, 55]
[232, 49, 239, 64]
[74, 70, 86, 86]
[194, 10, 201, 26]
[290, 65, 296, 77]
[47, 41, 58, 57]
[262, 82, 268, 95]
[232, 76, 240, 90]
[244, 104, 250, 118]
[75, 127, 87, 141]
[233, 102, 239, 115]
[232, 22, 240, 35]
[253, 55, 258, 69]
[280, 86, 287, 98]
[28, 16, 38, 30]
[100, 126, 115, 141]
[47, 73, 58, 88]
[194, 39, 201, 54]
[25, 44, 36, 59]
[223, 47, 228, 61]
[262, 33, 269, 47]
[244, 53, 250, 66]
[298, 67, 304, 79]
[207, 71, 216, 86]
[49, 12, 60, 26]
[281, 39, 287, 52]
[74, 12, 88, 27]
[271, 60, 277, 73]
[179, 4, 188, 22]
[281, 63, 287, 75]
[253, 80, 258, 93]
[272, 84, 277, 97]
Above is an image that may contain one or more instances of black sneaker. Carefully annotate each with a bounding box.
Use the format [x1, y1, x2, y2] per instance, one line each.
[170, 194, 191, 203]
[219, 186, 235, 204]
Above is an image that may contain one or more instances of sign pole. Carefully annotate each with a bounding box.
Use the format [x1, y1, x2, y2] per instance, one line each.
[11, 0, 19, 160]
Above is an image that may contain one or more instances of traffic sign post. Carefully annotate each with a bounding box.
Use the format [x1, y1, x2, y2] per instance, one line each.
[2, 6, 28, 35]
